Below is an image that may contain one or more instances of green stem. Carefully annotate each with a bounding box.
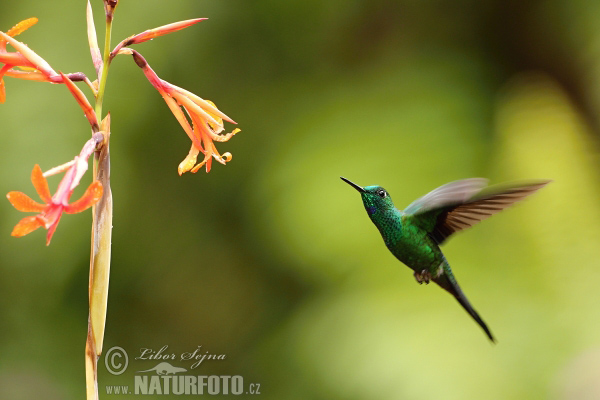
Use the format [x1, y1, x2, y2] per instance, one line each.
[95, 17, 113, 118]
[85, 13, 115, 400]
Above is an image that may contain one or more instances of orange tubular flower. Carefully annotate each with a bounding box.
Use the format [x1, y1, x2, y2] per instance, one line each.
[0, 18, 40, 102]
[0, 18, 89, 103]
[132, 51, 239, 174]
[0, 19, 57, 76]
[60, 72, 98, 129]
[111, 18, 206, 58]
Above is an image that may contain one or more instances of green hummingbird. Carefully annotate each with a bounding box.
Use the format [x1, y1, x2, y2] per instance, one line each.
[341, 177, 550, 342]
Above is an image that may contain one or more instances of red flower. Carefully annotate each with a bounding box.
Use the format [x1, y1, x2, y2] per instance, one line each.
[7, 164, 102, 245]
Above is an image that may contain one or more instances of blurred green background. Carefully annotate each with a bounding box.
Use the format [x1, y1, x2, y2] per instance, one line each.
[1, 0, 600, 399]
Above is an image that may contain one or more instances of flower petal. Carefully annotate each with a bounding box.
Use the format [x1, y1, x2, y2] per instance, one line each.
[31, 164, 51, 203]
[11, 215, 43, 237]
[6, 18, 38, 38]
[0, 63, 12, 80]
[45, 214, 62, 245]
[7, 191, 46, 212]
[178, 144, 200, 176]
[0, 52, 35, 67]
[0, 31, 56, 77]
[190, 156, 209, 173]
[65, 181, 103, 214]
[160, 92, 203, 150]
[173, 91, 222, 131]
[0, 78, 5, 103]
[0, 64, 11, 103]
[4, 69, 51, 82]
[60, 72, 98, 128]
[111, 18, 206, 56]
[170, 84, 236, 124]
[210, 128, 240, 143]
[132, 18, 207, 44]
[191, 147, 212, 173]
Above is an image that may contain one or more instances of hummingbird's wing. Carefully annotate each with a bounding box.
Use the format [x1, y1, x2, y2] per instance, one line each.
[403, 178, 489, 215]
[406, 180, 550, 245]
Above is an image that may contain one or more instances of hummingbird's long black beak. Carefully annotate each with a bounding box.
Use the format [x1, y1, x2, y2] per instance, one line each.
[340, 177, 366, 193]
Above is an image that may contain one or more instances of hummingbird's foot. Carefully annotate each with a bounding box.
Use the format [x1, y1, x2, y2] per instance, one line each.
[414, 269, 432, 285]
[414, 270, 423, 284]
[421, 270, 431, 284]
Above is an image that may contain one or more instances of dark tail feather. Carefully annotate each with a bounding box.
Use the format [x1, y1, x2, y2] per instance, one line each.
[453, 288, 496, 343]
[435, 271, 496, 343]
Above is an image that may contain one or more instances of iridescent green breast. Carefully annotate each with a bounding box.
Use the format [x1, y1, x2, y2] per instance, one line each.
[369, 209, 442, 272]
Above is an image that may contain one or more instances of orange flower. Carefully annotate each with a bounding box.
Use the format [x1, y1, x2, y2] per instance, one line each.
[0, 18, 39, 102]
[7, 135, 104, 245]
[0, 18, 56, 75]
[132, 51, 239, 174]
[0, 18, 63, 103]
[7, 165, 102, 245]
[60, 72, 98, 129]
[0, 18, 90, 102]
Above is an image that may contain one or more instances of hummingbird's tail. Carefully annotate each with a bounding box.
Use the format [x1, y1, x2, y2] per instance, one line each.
[434, 262, 496, 343]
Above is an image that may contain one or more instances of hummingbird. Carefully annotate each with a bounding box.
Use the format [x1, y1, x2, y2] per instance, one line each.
[341, 177, 550, 342]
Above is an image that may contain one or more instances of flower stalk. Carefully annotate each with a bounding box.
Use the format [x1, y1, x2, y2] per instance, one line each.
[85, 2, 115, 399]
[86, 117, 112, 400]
[3, 3, 239, 399]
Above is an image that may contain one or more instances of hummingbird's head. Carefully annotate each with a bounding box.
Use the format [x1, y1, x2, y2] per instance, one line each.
[340, 177, 395, 216]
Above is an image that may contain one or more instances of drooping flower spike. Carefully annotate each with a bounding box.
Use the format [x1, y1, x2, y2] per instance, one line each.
[131, 50, 239, 174]
[7, 134, 104, 245]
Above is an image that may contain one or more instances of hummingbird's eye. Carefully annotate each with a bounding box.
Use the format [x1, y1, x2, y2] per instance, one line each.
[377, 189, 387, 198]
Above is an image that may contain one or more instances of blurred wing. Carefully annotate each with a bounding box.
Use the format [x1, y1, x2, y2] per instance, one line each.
[415, 181, 551, 244]
[404, 178, 489, 215]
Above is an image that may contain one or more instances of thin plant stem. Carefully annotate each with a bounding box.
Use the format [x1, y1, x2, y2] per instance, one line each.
[94, 17, 112, 118]
[85, 12, 114, 400]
